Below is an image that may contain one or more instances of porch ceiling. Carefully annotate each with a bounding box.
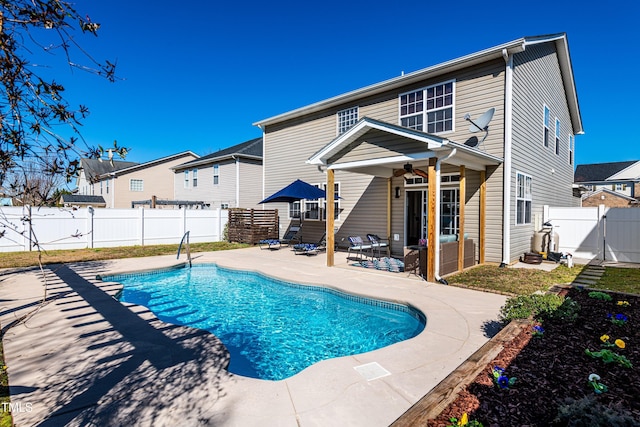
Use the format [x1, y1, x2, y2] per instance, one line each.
[306, 117, 503, 177]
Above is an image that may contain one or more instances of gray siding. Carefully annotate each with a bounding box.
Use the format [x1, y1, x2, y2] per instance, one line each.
[238, 159, 263, 209]
[509, 43, 576, 261]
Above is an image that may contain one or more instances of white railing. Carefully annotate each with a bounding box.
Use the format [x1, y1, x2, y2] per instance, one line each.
[0, 206, 228, 253]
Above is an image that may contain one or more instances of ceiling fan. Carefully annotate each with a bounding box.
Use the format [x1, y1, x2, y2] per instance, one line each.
[393, 163, 428, 179]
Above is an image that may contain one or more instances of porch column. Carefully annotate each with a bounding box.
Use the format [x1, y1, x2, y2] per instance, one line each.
[479, 169, 486, 264]
[458, 165, 466, 271]
[326, 168, 335, 267]
[387, 178, 392, 242]
[427, 158, 437, 282]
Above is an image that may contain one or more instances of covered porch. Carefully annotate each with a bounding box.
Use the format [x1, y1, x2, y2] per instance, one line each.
[307, 117, 503, 282]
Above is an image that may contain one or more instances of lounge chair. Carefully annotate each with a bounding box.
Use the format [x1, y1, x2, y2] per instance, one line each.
[258, 239, 281, 250]
[292, 233, 326, 256]
[366, 234, 390, 259]
[347, 236, 372, 261]
[281, 225, 302, 246]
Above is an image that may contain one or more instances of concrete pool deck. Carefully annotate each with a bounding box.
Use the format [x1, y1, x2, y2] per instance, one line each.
[0, 247, 507, 426]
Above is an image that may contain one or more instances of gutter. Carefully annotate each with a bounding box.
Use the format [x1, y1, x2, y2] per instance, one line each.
[501, 48, 516, 267]
[233, 155, 240, 208]
[434, 148, 457, 284]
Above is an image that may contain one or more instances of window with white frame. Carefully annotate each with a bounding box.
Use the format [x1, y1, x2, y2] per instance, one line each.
[100, 181, 103, 195]
[221, 203, 229, 209]
[289, 201, 301, 219]
[568, 135, 574, 165]
[615, 183, 627, 191]
[184, 170, 190, 188]
[304, 184, 322, 220]
[516, 172, 532, 225]
[440, 188, 460, 235]
[130, 179, 144, 192]
[555, 118, 560, 155]
[543, 105, 550, 147]
[322, 182, 341, 221]
[192, 169, 198, 187]
[400, 81, 454, 133]
[337, 107, 358, 134]
[213, 164, 219, 185]
[106, 179, 109, 194]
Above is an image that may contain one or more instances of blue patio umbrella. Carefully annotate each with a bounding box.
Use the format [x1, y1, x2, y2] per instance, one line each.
[260, 179, 329, 242]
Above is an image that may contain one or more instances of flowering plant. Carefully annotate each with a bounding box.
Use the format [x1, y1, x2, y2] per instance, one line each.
[617, 300, 630, 307]
[448, 413, 483, 427]
[492, 366, 516, 389]
[600, 334, 626, 349]
[608, 313, 629, 326]
[532, 325, 545, 337]
[585, 348, 633, 369]
[588, 373, 608, 394]
[418, 238, 427, 247]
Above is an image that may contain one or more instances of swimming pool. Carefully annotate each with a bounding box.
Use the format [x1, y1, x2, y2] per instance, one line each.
[104, 264, 425, 381]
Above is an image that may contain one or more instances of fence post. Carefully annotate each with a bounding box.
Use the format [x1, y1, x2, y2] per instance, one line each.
[182, 207, 187, 237]
[139, 207, 145, 246]
[598, 204, 607, 261]
[217, 207, 223, 241]
[25, 205, 32, 251]
[87, 206, 95, 248]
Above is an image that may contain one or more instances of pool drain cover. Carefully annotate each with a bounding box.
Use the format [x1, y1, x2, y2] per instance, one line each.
[354, 362, 391, 381]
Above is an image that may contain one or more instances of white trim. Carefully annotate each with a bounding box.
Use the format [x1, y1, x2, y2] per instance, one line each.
[555, 117, 561, 155]
[235, 157, 240, 207]
[398, 79, 456, 135]
[543, 104, 550, 147]
[502, 51, 514, 265]
[328, 153, 436, 171]
[337, 106, 359, 135]
[515, 171, 533, 226]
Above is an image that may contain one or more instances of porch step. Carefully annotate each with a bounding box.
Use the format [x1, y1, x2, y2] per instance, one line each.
[572, 278, 599, 286]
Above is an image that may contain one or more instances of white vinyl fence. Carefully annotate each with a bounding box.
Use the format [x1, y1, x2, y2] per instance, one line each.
[545, 205, 640, 263]
[0, 206, 228, 252]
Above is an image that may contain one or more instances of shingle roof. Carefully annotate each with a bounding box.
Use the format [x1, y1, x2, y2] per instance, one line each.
[176, 137, 262, 168]
[80, 158, 140, 181]
[574, 161, 637, 182]
[60, 194, 106, 205]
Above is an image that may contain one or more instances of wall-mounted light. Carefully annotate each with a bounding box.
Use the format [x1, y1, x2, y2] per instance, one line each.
[395, 186, 400, 198]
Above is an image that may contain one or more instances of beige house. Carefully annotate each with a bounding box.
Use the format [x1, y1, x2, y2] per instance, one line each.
[172, 137, 263, 209]
[76, 152, 198, 208]
[254, 33, 583, 281]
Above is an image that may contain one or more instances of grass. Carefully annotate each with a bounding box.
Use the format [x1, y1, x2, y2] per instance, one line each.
[0, 342, 10, 427]
[590, 266, 640, 294]
[0, 241, 249, 269]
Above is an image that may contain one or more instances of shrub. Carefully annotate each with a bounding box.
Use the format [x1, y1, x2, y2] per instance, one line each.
[545, 297, 581, 322]
[588, 291, 613, 301]
[554, 396, 638, 426]
[499, 293, 566, 323]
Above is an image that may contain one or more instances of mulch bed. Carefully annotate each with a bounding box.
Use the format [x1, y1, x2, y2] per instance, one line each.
[427, 288, 640, 426]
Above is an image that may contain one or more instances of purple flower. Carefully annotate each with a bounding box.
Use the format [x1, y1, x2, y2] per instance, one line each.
[497, 375, 510, 389]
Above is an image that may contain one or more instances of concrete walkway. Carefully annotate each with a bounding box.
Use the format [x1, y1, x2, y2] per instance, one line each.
[1, 247, 506, 426]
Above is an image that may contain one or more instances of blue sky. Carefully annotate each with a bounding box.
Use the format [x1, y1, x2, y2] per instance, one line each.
[41, 0, 639, 166]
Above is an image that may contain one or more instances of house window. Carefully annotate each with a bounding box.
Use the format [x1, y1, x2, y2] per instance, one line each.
[400, 81, 454, 133]
[322, 182, 341, 221]
[220, 203, 229, 209]
[106, 179, 109, 194]
[555, 118, 560, 155]
[192, 169, 198, 188]
[304, 184, 322, 220]
[100, 181, 103, 195]
[543, 105, 550, 147]
[440, 188, 459, 235]
[289, 201, 301, 219]
[568, 135, 574, 165]
[337, 107, 358, 134]
[130, 179, 143, 192]
[516, 172, 532, 225]
[615, 183, 627, 191]
[184, 170, 189, 188]
[213, 164, 219, 185]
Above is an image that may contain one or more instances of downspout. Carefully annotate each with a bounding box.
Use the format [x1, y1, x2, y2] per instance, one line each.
[233, 155, 240, 207]
[434, 148, 457, 284]
[257, 124, 265, 210]
[501, 48, 514, 267]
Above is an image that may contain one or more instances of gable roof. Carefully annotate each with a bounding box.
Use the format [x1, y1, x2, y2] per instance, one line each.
[582, 188, 638, 202]
[60, 194, 106, 205]
[254, 33, 582, 135]
[574, 161, 637, 182]
[80, 158, 139, 182]
[173, 137, 263, 169]
[94, 151, 199, 179]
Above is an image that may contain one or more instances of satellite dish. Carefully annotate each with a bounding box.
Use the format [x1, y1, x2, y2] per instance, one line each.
[463, 107, 495, 148]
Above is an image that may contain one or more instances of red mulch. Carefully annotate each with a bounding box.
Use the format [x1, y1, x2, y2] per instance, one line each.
[428, 288, 640, 426]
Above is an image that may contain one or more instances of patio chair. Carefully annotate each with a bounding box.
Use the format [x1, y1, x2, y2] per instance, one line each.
[258, 239, 281, 250]
[281, 225, 302, 246]
[366, 234, 390, 259]
[292, 232, 326, 256]
[347, 236, 372, 261]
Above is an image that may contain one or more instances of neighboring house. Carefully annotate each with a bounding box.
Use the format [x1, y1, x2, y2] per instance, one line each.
[59, 194, 107, 209]
[254, 33, 583, 281]
[172, 137, 263, 209]
[574, 161, 640, 206]
[76, 152, 199, 208]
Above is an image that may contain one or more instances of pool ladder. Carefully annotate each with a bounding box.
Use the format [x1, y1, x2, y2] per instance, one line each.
[177, 231, 192, 267]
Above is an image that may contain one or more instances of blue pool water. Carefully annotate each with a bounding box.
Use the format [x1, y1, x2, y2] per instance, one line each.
[105, 264, 425, 381]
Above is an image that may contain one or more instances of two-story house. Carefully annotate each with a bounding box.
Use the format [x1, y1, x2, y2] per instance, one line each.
[574, 161, 640, 207]
[254, 33, 582, 281]
[172, 137, 263, 209]
[75, 152, 198, 208]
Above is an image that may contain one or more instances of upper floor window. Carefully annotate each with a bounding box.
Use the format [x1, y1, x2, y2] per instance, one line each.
[213, 164, 219, 185]
[400, 81, 454, 133]
[555, 118, 560, 155]
[543, 105, 550, 147]
[568, 135, 574, 165]
[184, 170, 189, 188]
[106, 179, 109, 194]
[130, 179, 144, 192]
[221, 203, 229, 209]
[615, 183, 627, 191]
[337, 107, 358, 134]
[192, 169, 198, 187]
[100, 181, 103, 195]
[516, 172, 532, 225]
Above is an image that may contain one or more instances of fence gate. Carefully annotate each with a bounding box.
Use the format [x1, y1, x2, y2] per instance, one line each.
[603, 208, 640, 263]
